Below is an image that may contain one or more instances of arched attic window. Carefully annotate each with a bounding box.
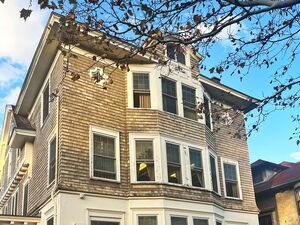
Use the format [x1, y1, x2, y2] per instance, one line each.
[166, 44, 186, 65]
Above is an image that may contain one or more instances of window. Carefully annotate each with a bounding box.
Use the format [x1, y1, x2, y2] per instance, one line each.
[203, 96, 211, 129]
[162, 77, 177, 114]
[47, 217, 54, 225]
[166, 143, 181, 184]
[136, 140, 155, 181]
[91, 222, 119, 225]
[296, 188, 300, 214]
[182, 85, 197, 120]
[259, 215, 273, 225]
[171, 217, 187, 225]
[11, 191, 18, 215]
[133, 73, 151, 108]
[138, 216, 157, 225]
[210, 154, 219, 193]
[189, 148, 204, 187]
[223, 163, 239, 198]
[92, 133, 117, 180]
[193, 219, 208, 225]
[42, 82, 50, 123]
[23, 183, 28, 216]
[166, 44, 186, 65]
[216, 222, 222, 225]
[49, 136, 56, 184]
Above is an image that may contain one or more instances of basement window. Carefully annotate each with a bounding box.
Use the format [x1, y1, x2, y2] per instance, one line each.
[136, 140, 155, 181]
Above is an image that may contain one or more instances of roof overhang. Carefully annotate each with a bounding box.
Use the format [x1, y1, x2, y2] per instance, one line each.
[9, 129, 36, 149]
[198, 75, 261, 113]
[0, 215, 40, 225]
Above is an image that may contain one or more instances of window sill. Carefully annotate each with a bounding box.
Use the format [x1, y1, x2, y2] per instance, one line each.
[90, 176, 120, 184]
[224, 196, 242, 201]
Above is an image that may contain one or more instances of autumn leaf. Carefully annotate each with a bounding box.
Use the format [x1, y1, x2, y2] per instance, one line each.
[20, 9, 32, 21]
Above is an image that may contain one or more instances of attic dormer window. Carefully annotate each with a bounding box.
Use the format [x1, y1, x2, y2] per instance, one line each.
[167, 44, 186, 65]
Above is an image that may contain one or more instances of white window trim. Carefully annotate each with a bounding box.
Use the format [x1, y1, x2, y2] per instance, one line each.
[89, 125, 121, 183]
[161, 76, 179, 115]
[22, 179, 29, 216]
[209, 150, 221, 195]
[11, 188, 19, 215]
[41, 79, 50, 128]
[203, 93, 213, 131]
[192, 216, 210, 225]
[129, 133, 161, 183]
[136, 214, 159, 225]
[221, 157, 243, 200]
[47, 131, 57, 186]
[87, 209, 125, 225]
[169, 215, 189, 225]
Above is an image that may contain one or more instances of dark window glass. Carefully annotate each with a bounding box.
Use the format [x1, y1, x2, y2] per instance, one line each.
[189, 149, 204, 187]
[210, 154, 219, 193]
[224, 163, 239, 198]
[138, 216, 157, 225]
[23, 183, 28, 216]
[167, 44, 176, 60]
[177, 52, 186, 65]
[43, 82, 50, 123]
[47, 217, 54, 225]
[93, 134, 116, 180]
[166, 44, 186, 65]
[204, 96, 211, 129]
[91, 221, 119, 225]
[182, 85, 196, 120]
[259, 215, 273, 225]
[136, 140, 155, 181]
[49, 137, 56, 184]
[171, 217, 187, 225]
[216, 222, 222, 225]
[133, 73, 151, 108]
[162, 77, 177, 114]
[193, 218, 208, 225]
[166, 143, 181, 184]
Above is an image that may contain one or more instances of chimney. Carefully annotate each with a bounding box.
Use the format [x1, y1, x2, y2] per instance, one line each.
[211, 77, 221, 83]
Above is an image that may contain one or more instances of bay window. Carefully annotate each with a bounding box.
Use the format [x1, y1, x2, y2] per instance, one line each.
[189, 148, 204, 187]
[138, 216, 157, 225]
[133, 73, 151, 108]
[136, 140, 155, 181]
[223, 162, 239, 198]
[166, 143, 181, 184]
[182, 85, 197, 120]
[92, 134, 116, 180]
[171, 217, 187, 225]
[193, 219, 208, 225]
[162, 77, 177, 114]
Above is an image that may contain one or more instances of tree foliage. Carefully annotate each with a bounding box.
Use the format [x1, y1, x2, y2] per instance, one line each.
[2, 0, 300, 142]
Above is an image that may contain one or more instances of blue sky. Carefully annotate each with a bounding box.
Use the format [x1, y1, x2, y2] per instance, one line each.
[0, 0, 299, 164]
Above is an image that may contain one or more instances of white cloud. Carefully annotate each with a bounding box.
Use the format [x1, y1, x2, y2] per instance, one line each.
[290, 151, 300, 161]
[0, 0, 50, 65]
[0, 60, 24, 88]
[0, 86, 21, 112]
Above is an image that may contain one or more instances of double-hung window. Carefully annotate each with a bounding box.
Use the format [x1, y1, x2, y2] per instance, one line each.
[182, 85, 197, 120]
[203, 96, 211, 129]
[93, 134, 117, 180]
[49, 136, 56, 184]
[42, 82, 50, 123]
[166, 143, 181, 184]
[138, 216, 157, 225]
[167, 44, 186, 65]
[162, 77, 177, 114]
[210, 154, 219, 193]
[189, 148, 204, 187]
[136, 140, 155, 181]
[223, 163, 239, 198]
[133, 73, 151, 108]
[171, 217, 187, 225]
[193, 219, 209, 225]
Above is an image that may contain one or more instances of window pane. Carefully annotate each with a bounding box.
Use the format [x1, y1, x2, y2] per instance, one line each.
[94, 135, 115, 157]
[137, 162, 155, 181]
[224, 164, 237, 181]
[168, 164, 182, 184]
[167, 44, 175, 60]
[216, 222, 222, 225]
[167, 143, 180, 163]
[171, 217, 187, 225]
[189, 149, 202, 169]
[203, 96, 211, 128]
[136, 141, 153, 160]
[94, 156, 115, 172]
[167, 143, 181, 184]
[133, 74, 150, 90]
[177, 52, 186, 65]
[43, 83, 49, 122]
[49, 137, 56, 184]
[138, 216, 157, 225]
[23, 183, 28, 216]
[91, 221, 119, 225]
[134, 93, 151, 108]
[163, 95, 177, 114]
[226, 181, 238, 198]
[210, 155, 219, 193]
[47, 218, 54, 225]
[193, 219, 208, 225]
[162, 78, 176, 97]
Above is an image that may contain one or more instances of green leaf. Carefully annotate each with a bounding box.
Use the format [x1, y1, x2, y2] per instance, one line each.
[20, 9, 32, 21]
